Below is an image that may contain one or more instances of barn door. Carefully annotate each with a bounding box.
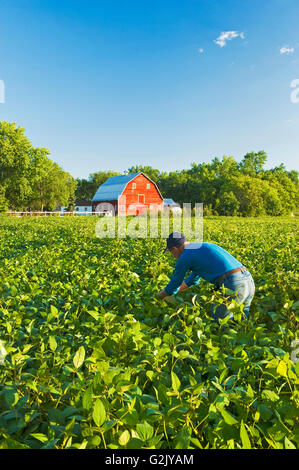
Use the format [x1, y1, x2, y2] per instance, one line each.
[138, 194, 145, 204]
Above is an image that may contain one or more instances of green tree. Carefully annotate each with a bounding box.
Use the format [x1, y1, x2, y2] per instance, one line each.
[239, 151, 267, 175]
[28, 150, 76, 211]
[75, 178, 94, 201]
[262, 166, 299, 214]
[127, 165, 161, 183]
[76, 171, 122, 202]
[0, 121, 76, 211]
[0, 190, 8, 212]
[0, 121, 33, 209]
[217, 191, 240, 216]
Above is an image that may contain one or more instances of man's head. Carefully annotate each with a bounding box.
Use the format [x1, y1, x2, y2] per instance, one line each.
[164, 232, 186, 259]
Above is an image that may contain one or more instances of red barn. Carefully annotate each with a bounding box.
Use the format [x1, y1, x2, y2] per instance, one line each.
[91, 173, 164, 215]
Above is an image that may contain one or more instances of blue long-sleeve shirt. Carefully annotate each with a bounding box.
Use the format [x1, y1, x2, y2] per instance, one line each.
[164, 242, 243, 296]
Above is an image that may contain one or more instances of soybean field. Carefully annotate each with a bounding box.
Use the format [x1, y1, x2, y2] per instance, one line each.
[0, 215, 298, 449]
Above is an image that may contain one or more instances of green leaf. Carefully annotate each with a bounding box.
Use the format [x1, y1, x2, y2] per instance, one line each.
[227, 439, 235, 449]
[277, 360, 287, 377]
[5, 390, 19, 407]
[136, 421, 154, 442]
[50, 305, 59, 317]
[146, 370, 154, 381]
[30, 433, 49, 443]
[87, 310, 99, 321]
[190, 437, 203, 449]
[49, 336, 57, 352]
[219, 408, 238, 425]
[240, 421, 251, 449]
[284, 437, 296, 449]
[101, 420, 117, 433]
[119, 430, 130, 446]
[41, 439, 60, 449]
[122, 410, 139, 426]
[261, 389, 280, 402]
[258, 404, 273, 421]
[171, 371, 181, 394]
[173, 427, 191, 449]
[10, 286, 18, 297]
[82, 386, 93, 411]
[90, 435, 101, 446]
[93, 399, 106, 427]
[73, 346, 85, 369]
[126, 438, 143, 449]
[48, 408, 64, 425]
[65, 417, 75, 433]
[246, 384, 254, 399]
[23, 344, 33, 354]
[0, 439, 30, 449]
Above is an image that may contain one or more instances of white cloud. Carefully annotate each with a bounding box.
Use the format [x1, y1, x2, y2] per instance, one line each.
[214, 31, 245, 48]
[198, 48, 204, 53]
[280, 46, 295, 55]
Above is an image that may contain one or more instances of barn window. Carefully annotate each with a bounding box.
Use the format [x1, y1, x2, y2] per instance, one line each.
[120, 205, 125, 212]
[147, 183, 150, 189]
[132, 183, 136, 189]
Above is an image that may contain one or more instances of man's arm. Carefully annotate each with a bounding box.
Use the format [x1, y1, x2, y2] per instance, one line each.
[184, 272, 201, 288]
[156, 281, 189, 300]
[156, 257, 191, 300]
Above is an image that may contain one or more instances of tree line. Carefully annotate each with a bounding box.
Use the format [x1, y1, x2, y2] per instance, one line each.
[1, 121, 298, 216]
[0, 122, 76, 212]
[76, 155, 298, 216]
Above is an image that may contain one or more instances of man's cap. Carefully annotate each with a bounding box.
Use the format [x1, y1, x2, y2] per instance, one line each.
[163, 232, 186, 253]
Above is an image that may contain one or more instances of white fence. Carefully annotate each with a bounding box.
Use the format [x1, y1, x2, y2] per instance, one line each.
[5, 211, 111, 217]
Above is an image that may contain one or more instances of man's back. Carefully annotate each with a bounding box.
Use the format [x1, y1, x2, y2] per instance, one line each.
[164, 242, 243, 295]
[181, 242, 243, 283]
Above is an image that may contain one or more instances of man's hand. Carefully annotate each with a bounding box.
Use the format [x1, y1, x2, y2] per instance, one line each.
[156, 290, 176, 305]
[156, 282, 188, 301]
[156, 289, 169, 300]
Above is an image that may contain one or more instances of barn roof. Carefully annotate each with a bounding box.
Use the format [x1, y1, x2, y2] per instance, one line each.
[91, 173, 140, 202]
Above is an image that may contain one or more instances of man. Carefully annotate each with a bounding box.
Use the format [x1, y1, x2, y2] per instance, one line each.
[156, 232, 255, 321]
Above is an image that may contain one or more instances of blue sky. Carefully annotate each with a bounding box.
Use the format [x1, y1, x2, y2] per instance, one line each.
[1, 0, 299, 178]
